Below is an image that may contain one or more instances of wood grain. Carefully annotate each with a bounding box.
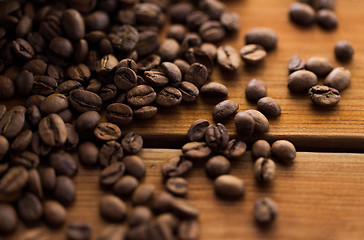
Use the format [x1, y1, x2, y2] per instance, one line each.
[5, 149, 364, 240]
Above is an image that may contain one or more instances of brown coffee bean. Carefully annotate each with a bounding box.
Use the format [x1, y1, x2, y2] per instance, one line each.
[317, 9, 338, 30]
[187, 119, 210, 142]
[0, 166, 29, 202]
[224, 139, 247, 160]
[288, 70, 318, 93]
[178, 220, 200, 240]
[98, 55, 118, 75]
[78, 142, 99, 166]
[11, 130, 32, 152]
[86, 79, 102, 93]
[27, 105, 41, 127]
[252, 140, 271, 160]
[0, 106, 26, 139]
[11, 151, 40, 169]
[117, 59, 137, 73]
[127, 85, 156, 108]
[132, 183, 155, 205]
[245, 79, 267, 102]
[15, 70, 34, 96]
[245, 28, 278, 51]
[99, 141, 124, 168]
[156, 87, 182, 107]
[214, 175, 245, 198]
[220, 11, 240, 32]
[200, 43, 217, 60]
[73, 39, 89, 63]
[240, 44, 267, 65]
[38, 114, 67, 147]
[67, 222, 91, 240]
[0, 204, 17, 234]
[100, 195, 127, 222]
[69, 89, 102, 113]
[246, 110, 270, 133]
[309, 85, 341, 107]
[136, 30, 159, 57]
[174, 59, 190, 76]
[25, 95, 45, 108]
[64, 124, 79, 151]
[199, 21, 226, 42]
[98, 225, 127, 240]
[67, 64, 91, 82]
[32, 75, 58, 96]
[49, 150, 77, 177]
[205, 124, 229, 150]
[159, 38, 180, 62]
[179, 81, 199, 102]
[182, 142, 212, 161]
[234, 111, 255, 136]
[217, 45, 240, 71]
[62, 9, 85, 40]
[31, 131, 52, 157]
[40, 93, 68, 115]
[335, 40, 354, 62]
[288, 56, 306, 73]
[12, 38, 34, 60]
[200, 82, 228, 98]
[123, 155, 146, 179]
[121, 133, 143, 154]
[39, 167, 56, 193]
[170, 198, 199, 219]
[100, 162, 125, 186]
[289, 3, 316, 26]
[324, 67, 351, 91]
[53, 176, 76, 206]
[166, 177, 188, 197]
[133, 106, 158, 119]
[113, 175, 139, 196]
[257, 97, 281, 117]
[0, 135, 9, 160]
[56, 81, 83, 96]
[185, 48, 214, 76]
[106, 103, 133, 127]
[161, 156, 193, 178]
[186, 11, 209, 32]
[99, 85, 118, 102]
[137, 54, 161, 72]
[49, 37, 74, 59]
[254, 158, 275, 182]
[170, 2, 194, 23]
[0, 163, 8, 177]
[114, 67, 137, 91]
[43, 200, 66, 227]
[152, 191, 175, 214]
[94, 122, 122, 141]
[254, 197, 278, 224]
[0, 105, 6, 121]
[167, 24, 187, 42]
[129, 206, 153, 227]
[75, 111, 101, 133]
[17, 192, 43, 223]
[213, 100, 239, 122]
[305, 57, 333, 77]
[160, 62, 182, 87]
[28, 169, 43, 199]
[271, 140, 296, 164]
[205, 155, 231, 178]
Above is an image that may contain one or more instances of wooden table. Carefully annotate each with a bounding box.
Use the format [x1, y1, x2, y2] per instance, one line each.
[3, 0, 364, 239]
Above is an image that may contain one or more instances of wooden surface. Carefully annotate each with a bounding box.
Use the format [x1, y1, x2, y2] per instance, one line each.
[5, 149, 364, 240]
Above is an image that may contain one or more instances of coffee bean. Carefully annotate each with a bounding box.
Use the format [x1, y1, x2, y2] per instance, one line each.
[31, 131, 52, 157]
[185, 48, 214, 76]
[214, 175, 245, 198]
[254, 197, 278, 224]
[63, 124, 78, 151]
[0, 163, 8, 177]
[199, 20, 226, 42]
[27, 32, 46, 53]
[132, 183, 155, 205]
[245, 110, 270, 134]
[78, 142, 99, 166]
[127, 85, 156, 108]
[38, 114, 67, 147]
[32, 75, 58, 96]
[137, 54, 161, 72]
[49, 37, 74, 59]
[16, 70, 34, 95]
[98, 55, 118, 75]
[73, 39, 89, 63]
[178, 81, 199, 102]
[169, 2, 194, 23]
[61, 9, 85, 40]
[271, 140, 296, 164]
[136, 30, 159, 57]
[245, 79, 267, 102]
[106, 103, 133, 127]
[305, 57, 333, 77]
[257, 97, 282, 117]
[12, 38, 34, 60]
[217, 45, 240, 71]
[99, 141, 124, 168]
[0, 105, 6, 121]
[121, 132, 143, 154]
[0, 135, 9, 160]
[0, 204, 17, 234]
[178, 220, 200, 240]
[49, 150, 78, 177]
[224, 139, 247, 160]
[75, 111, 100, 133]
[213, 100, 239, 122]
[160, 62, 182, 87]
[288, 55, 305, 73]
[245, 28, 278, 51]
[113, 175, 139, 196]
[234, 111, 255, 136]
[11, 130, 32, 152]
[123, 155, 146, 179]
[170, 198, 199, 219]
[186, 11, 209, 32]
[94, 122, 122, 141]
[254, 157, 275, 183]
[99, 84, 118, 103]
[289, 3, 316, 26]
[174, 59, 190, 76]
[0, 106, 26, 139]
[335, 40, 354, 62]
[40, 93, 68, 115]
[26, 95, 45, 108]
[56, 81, 83, 96]
[41, 201, 66, 228]
[184, 63, 208, 88]
[100, 195, 127, 222]
[54, 176, 76, 206]
[252, 140, 271, 160]
[0, 166, 29, 202]
[100, 162, 125, 186]
[69, 89, 102, 113]
[200, 43, 217, 60]
[324, 67, 351, 91]
[159, 38, 180, 62]
[11, 151, 40, 169]
[200, 82, 228, 98]
[135, 3, 162, 25]
[288, 70, 318, 93]
[129, 206, 153, 227]
[0, 75, 15, 100]
[205, 124, 229, 150]
[133, 106, 158, 119]
[85, 10, 110, 31]
[182, 142, 212, 161]
[86, 79, 102, 93]
[205, 155, 231, 178]
[187, 119, 210, 142]
[28, 169, 43, 199]
[67, 222, 91, 240]
[17, 192, 43, 223]
[39, 167, 56, 193]
[161, 156, 193, 178]
[317, 9, 338, 30]
[156, 87, 183, 107]
[166, 177, 188, 197]
[117, 59, 137, 73]
[240, 44, 267, 65]
[114, 67, 137, 91]
[145, 70, 169, 87]
[308, 85, 341, 107]
[98, 225, 127, 240]
[152, 191, 175, 214]
[67, 64, 91, 82]
[167, 24, 187, 42]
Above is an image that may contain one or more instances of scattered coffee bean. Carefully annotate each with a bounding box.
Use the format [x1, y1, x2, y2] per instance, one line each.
[75, 111, 100, 133]
[308, 85, 341, 107]
[100, 162, 125, 186]
[78, 142, 99, 166]
[254, 197, 278, 224]
[184, 63, 208, 88]
[166, 177, 189, 197]
[234, 111, 255, 136]
[67, 222, 91, 240]
[289, 3, 316, 26]
[106, 103, 133, 127]
[324, 67, 351, 91]
[40, 167, 56, 193]
[257, 97, 282, 117]
[223, 139, 247, 160]
[100, 195, 127, 222]
[213, 100, 239, 122]
[187, 119, 210, 142]
[156, 87, 183, 107]
[199, 21, 226, 42]
[123, 155, 146, 179]
[240, 44, 267, 65]
[27, 169, 43, 199]
[0, 166, 29, 202]
[161, 156, 193, 178]
[271, 140, 297, 164]
[113, 175, 139, 197]
[214, 175, 245, 198]
[94, 122, 122, 141]
[128, 206, 153, 227]
[217, 45, 240, 71]
[0, 106, 26, 139]
[335, 40, 354, 62]
[220, 11, 241, 32]
[245, 79, 267, 102]
[317, 9, 338, 30]
[11, 130, 32, 152]
[245, 28, 278, 51]
[127, 85, 156, 108]
[38, 114, 67, 147]
[121, 132, 143, 154]
[170, 198, 199, 219]
[205, 124, 229, 150]
[288, 55, 306, 73]
[305, 57, 333, 77]
[200, 82, 228, 98]
[288, 70, 318, 93]
[99, 141, 124, 168]
[16, 192, 43, 223]
[205, 155, 231, 178]
[133, 106, 158, 119]
[178, 220, 200, 240]
[179, 81, 200, 102]
[53, 176, 76, 206]
[252, 140, 271, 160]
[132, 184, 155, 205]
[0, 204, 17, 234]
[245, 110, 270, 134]
[49, 150, 78, 177]
[43, 200, 66, 227]
[254, 157, 276, 183]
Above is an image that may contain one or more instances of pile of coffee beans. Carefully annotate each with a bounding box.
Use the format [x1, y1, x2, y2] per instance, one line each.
[289, 0, 338, 30]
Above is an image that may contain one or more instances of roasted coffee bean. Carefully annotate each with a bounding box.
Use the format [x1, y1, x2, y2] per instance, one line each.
[0, 135, 9, 160]
[94, 122, 122, 142]
[67, 64, 91, 82]
[54, 176, 76, 206]
[61, 9, 85, 40]
[0, 163, 8, 177]
[257, 97, 281, 117]
[170, 198, 199, 219]
[73, 39, 89, 63]
[11, 130, 32, 152]
[254, 197, 278, 224]
[100, 162, 125, 186]
[40, 167, 56, 193]
[305, 57, 333, 77]
[288, 70, 318, 93]
[159, 38, 180, 62]
[64, 124, 79, 151]
[220, 11, 240, 32]
[27, 32, 46, 53]
[224, 139, 247, 160]
[23, 59, 47, 75]
[152, 191, 175, 214]
[106, 103, 133, 127]
[99, 141, 124, 168]
[85, 10, 110, 31]
[187, 119, 210, 142]
[132, 183, 155, 205]
[67, 222, 91, 240]
[133, 106, 158, 119]
[168, 24, 187, 43]
[12, 151, 39, 169]
[0, 105, 6, 121]
[38, 114, 67, 147]
[205, 155, 231, 178]
[245, 28, 278, 51]
[123, 155, 146, 179]
[160, 62, 182, 87]
[335, 40, 354, 62]
[317, 9, 338, 30]
[49, 37, 74, 59]
[254, 158, 275, 182]
[324, 67, 351, 91]
[289, 3, 316, 26]
[214, 175, 245, 198]
[0, 166, 29, 202]
[288, 56, 305, 73]
[178, 220, 200, 240]
[182, 141, 212, 161]
[217, 45, 240, 71]
[127, 85, 156, 108]
[137, 54, 161, 72]
[205, 124, 229, 150]
[86, 79, 102, 93]
[0, 204, 17, 234]
[0, 106, 26, 139]
[178, 81, 199, 102]
[184, 63, 208, 88]
[252, 140, 271, 160]
[98, 55, 118, 75]
[40, 93, 68, 115]
[213, 100, 239, 122]
[135, 3, 161, 25]
[129, 206, 153, 227]
[113, 175, 139, 197]
[199, 21, 226, 42]
[31, 131, 52, 157]
[17, 192, 42, 223]
[114, 67, 137, 91]
[200, 82, 228, 98]
[199, 0, 225, 19]
[240, 44, 267, 65]
[200, 43, 217, 60]
[117, 59, 137, 73]
[245, 79, 267, 102]
[234, 111, 255, 136]
[49, 150, 77, 177]
[271, 140, 296, 164]
[98, 225, 127, 240]
[174, 59, 190, 76]
[75, 111, 100, 133]
[78, 142, 99, 166]
[161, 156, 193, 178]
[186, 11, 209, 32]
[156, 87, 182, 107]
[69, 89, 102, 113]
[121, 133, 143, 154]
[0, 75, 15, 100]
[185, 48, 214, 76]
[100, 195, 127, 223]
[165, 177, 188, 197]
[12, 38, 34, 60]
[25, 95, 45, 108]
[136, 30, 159, 57]
[16, 70, 34, 95]
[99, 84, 118, 102]
[169, 2, 194, 23]
[32, 75, 58, 96]
[246, 110, 270, 134]
[56, 81, 83, 96]
[308, 85, 340, 107]
[43, 200, 66, 227]
[145, 71, 169, 87]
[28, 169, 43, 199]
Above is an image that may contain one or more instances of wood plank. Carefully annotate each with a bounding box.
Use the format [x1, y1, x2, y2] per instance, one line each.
[5, 149, 364, 240]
